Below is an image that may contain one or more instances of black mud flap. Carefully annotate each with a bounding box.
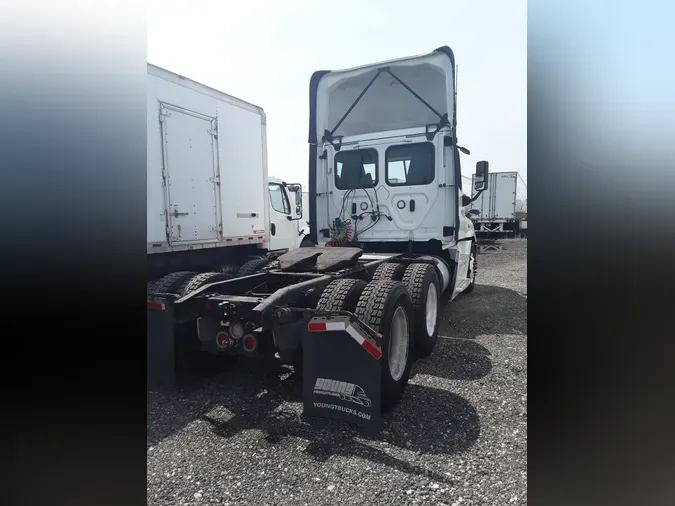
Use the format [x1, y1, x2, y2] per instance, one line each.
[302, 315, 382, 433]
[147, 296, 176, 388]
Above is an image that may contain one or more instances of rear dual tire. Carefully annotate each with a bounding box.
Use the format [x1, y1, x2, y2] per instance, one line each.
[370, 261, 443, 357]
[371, 262, 407, 282]
[236, 257, 274, 277]
[150, 271, 197, 294]
[315, 278, 415, 412]
[315, 278, 367, 312]
[178, 271, 232, 296]
[401, 263, 442, 358]
[354, 280, 414, 412]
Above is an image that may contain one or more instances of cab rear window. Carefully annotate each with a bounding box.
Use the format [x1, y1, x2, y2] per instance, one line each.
[386, 142, 435, 186]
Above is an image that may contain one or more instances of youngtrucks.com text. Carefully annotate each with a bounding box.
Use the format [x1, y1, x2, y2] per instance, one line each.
[313, 402, 371, 420]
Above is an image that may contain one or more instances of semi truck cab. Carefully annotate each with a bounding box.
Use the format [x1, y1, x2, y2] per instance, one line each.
[308, 46, 489, 299]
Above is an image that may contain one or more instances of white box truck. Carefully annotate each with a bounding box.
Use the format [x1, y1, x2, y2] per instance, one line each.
[147, 64, 311, 282]
[148, 47, 491, 430]
[469, 171, 527, 237]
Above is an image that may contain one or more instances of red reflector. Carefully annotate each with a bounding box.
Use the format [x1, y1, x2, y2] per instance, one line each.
[238, 237, 244, 241]
[147, 301, 165, 311]
[216, 331, 229, 348]
[226, 238, 233, 242]
[242, 334, 256, 351]
[152, 243, 162, 248]
[362, 340, 382, 360]
[308, 322, 327, 332]
[248, 237, 253, 240]
[258, 236, 263, 240]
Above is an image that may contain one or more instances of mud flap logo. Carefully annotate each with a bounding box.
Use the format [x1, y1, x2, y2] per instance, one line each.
[312, 402, 371, 420]
[313, 377, 372, 407]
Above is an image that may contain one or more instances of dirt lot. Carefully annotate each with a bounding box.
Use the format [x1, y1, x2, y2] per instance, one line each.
[147, 239, 527, 506]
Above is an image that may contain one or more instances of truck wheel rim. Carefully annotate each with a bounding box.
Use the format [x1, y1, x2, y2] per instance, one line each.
[425, 283, 438, 336]
[389, 306, 409, 381]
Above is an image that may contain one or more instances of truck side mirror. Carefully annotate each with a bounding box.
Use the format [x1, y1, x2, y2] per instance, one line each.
[474, 161, 489, 192]
[286, 183, 303, 218]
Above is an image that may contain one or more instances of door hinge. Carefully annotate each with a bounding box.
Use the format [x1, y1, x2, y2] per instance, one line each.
[159, 109, 171, 122]
[209, 175, 221, 185]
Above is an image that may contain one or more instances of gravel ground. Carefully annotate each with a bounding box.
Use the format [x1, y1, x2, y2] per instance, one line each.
[148, 239, 527, 506]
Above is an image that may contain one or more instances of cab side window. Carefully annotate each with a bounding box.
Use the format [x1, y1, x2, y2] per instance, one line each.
[269, 183, 290, 214]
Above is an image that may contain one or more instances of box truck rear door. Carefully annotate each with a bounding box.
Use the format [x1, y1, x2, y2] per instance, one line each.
[161, 104, 222, 245]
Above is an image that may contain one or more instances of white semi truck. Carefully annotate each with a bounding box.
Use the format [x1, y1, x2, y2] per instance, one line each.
[469, 171, 527, 237]
[147, 47, 490, 429]
[146, 63, 311, 283]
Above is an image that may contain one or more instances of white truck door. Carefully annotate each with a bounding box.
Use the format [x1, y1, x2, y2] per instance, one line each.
[161, 104, 221, 245]
[267, 182, 297, 251]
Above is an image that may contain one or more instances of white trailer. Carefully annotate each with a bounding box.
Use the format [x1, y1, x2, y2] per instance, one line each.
[470, 171, 527, 237]
[147, 64, 310, 280]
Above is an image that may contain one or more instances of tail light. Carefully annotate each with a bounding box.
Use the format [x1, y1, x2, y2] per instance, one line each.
[242, 334, 257, 352]
[215, 331, 230, 349]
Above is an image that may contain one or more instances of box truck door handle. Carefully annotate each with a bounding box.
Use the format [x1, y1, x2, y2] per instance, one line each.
[173, 209, 189, 217]
[271, 223, 276, 235]
[409, 199, 416, 212]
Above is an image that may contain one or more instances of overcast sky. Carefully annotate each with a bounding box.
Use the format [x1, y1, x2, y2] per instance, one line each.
[148, 0, 526, 187]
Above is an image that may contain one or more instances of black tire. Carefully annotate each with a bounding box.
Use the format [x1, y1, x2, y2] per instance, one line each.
[152, 271, 198, 294]
[463, 243, 477, 294]
[178, 272, 232, 297]
[291, 280, 364, 374]
[218, 264, 239, 277]
[316, 278, 368, 312]
[355, 280, 414, 412]
[236, 257, 272, 277]
[372, 262, 407, 281]
[402, 263, 442, 358]
[300, 238, 315, 247]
